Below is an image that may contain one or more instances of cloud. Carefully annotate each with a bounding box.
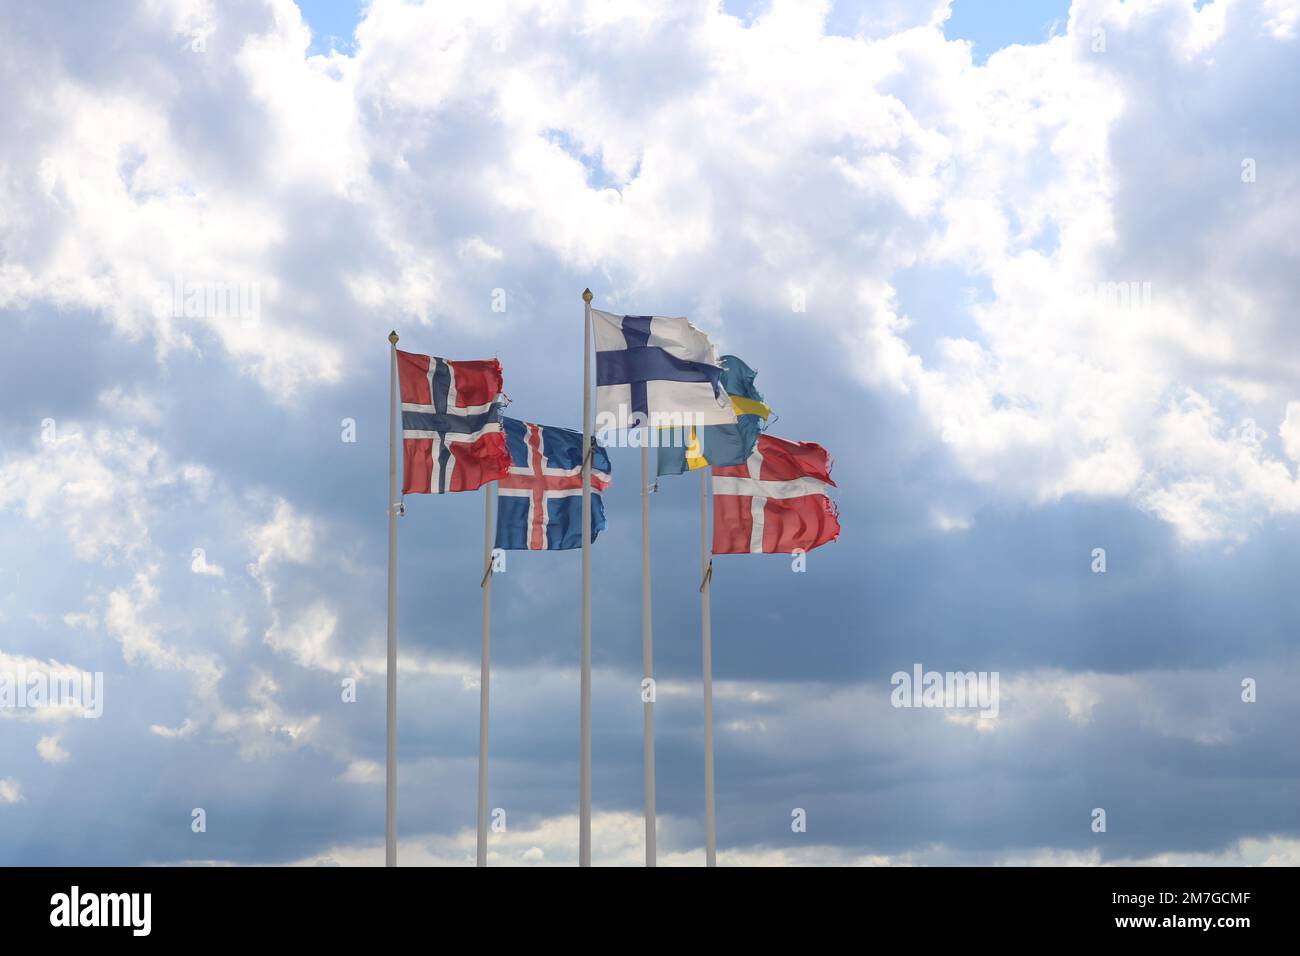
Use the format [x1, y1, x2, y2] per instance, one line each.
[36, 735, 69, 765]
[210, 669, 321, 760]
[104, 567, 222, 687]
[3, 0, 1296, 541]
[853, 0, 1300, 543]
[1281, 401, 1300, 463]
[62, 611, 98, 631]
[265, 603, 343, 673]
[0, 427, 211, 564]
[0, 778, 22, 804]
[339, 760, 382, 785]
[150, 719, 198, 739]
[276, 816, 1300, 867]
[97, 385, 164, 426]
[247, 499, 317, 576]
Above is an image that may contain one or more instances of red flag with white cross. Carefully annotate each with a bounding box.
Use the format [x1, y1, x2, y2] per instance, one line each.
[711, 433, 840, 554]
[396, 350, 512, 494]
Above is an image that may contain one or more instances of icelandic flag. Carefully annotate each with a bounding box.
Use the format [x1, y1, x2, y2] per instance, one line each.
[712, 433, 840, 555]
[657, 354, 771, 476]
[495, 417, 612, 551]
[398, 350, 512, 494]
[592, 310, 736, 430]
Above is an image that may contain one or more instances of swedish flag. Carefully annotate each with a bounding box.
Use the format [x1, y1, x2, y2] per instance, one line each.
[657, 355, 770, 476]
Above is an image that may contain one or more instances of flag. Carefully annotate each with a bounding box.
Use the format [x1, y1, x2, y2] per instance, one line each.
[712, 433, 840, 554]
[495, 417, 612, 550]
[397, 350, 511, 494]
[657, 354, 770, 476]
[592, 310, 736, 430]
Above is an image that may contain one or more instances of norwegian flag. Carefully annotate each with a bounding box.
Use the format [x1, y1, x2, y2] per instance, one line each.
[711, 433, 840, 554]
[397, 350, 512, 494]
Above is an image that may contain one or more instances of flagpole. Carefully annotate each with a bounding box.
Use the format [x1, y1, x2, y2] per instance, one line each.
[477, 482, 495, 867]
[579, 288, 594, 866]
[386, 329, 399, 867]
[699, 468, 717, 866]
[641, 443, 657, 867]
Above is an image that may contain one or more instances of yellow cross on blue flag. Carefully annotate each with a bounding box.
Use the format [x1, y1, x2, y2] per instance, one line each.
[657, 354, 771, 476]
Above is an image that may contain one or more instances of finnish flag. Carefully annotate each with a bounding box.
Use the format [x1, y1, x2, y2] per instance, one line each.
[592, 310, 738, 429]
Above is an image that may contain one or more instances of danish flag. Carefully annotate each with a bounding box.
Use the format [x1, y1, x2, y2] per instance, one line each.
[397, 350, 511, 494]
[711, 433, 839, 554]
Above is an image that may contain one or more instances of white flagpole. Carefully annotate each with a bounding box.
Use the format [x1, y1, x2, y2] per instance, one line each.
[386, 330, 399, 867]
[476, 482, 496, 866]
[699, 467, 717, 866]
[641, 443, 657, 867]
[579, 288, 594, 866]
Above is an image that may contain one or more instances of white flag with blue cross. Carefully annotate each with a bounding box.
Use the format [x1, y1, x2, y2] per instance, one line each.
[591, 310, 737, 429]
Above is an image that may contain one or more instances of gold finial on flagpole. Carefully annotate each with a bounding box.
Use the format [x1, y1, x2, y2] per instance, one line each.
[582, 288, 593, 302]
[388, 330, 399, 344]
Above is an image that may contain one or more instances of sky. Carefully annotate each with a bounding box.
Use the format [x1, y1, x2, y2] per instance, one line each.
[1, 0, 1299, 866]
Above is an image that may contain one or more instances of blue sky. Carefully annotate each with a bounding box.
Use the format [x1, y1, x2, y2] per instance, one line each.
[297, 0, 363, 54]
[2, 0, 1300, 866]
[298, 0, 1075, 59]
[944, 0, 1072, 60]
